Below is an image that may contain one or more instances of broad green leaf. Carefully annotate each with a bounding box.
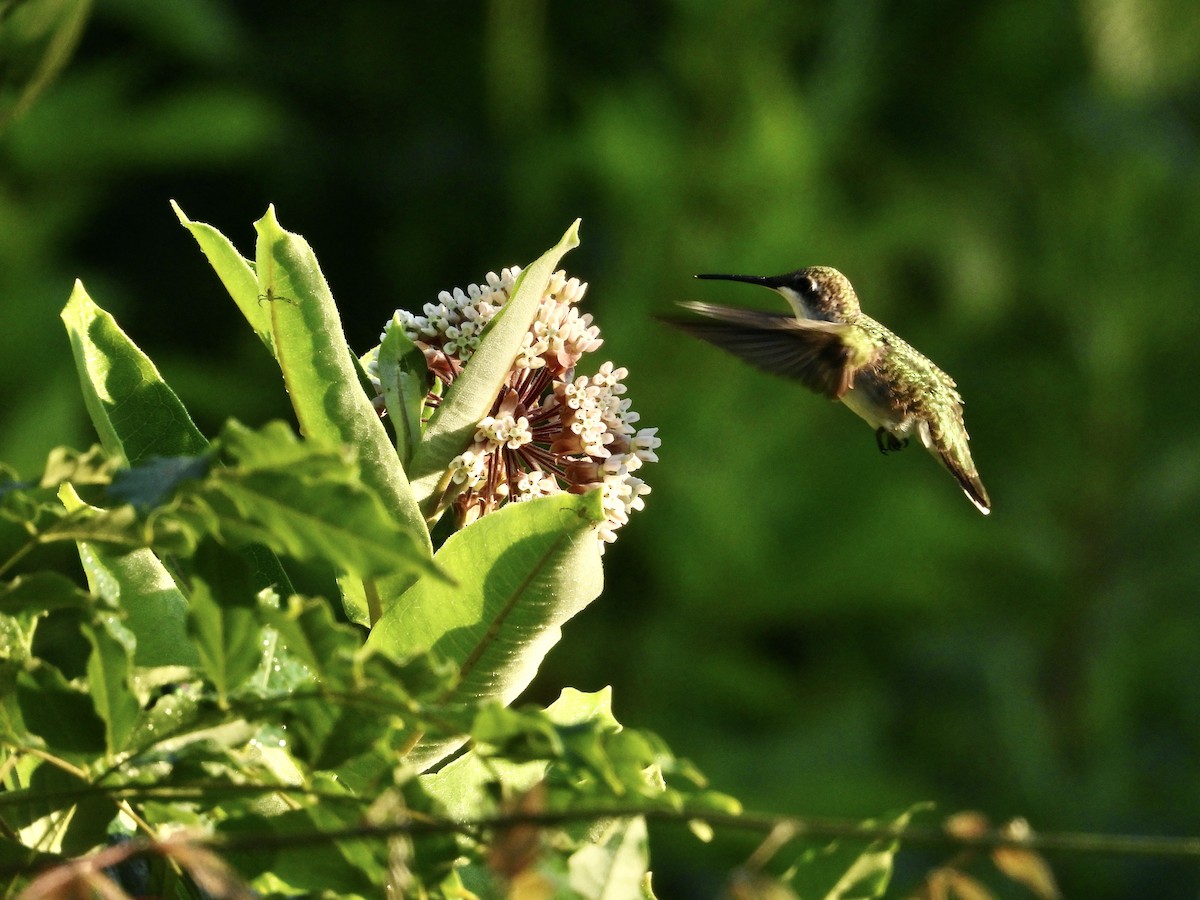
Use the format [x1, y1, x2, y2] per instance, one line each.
[59, 288, 293, 596]
[186, 540, 263, 700]
[407, 220, 581, 511]
[788, 804, 930, 900]
[203, 420, 442, 582]
[568, 816, 652, 900]
[81, 613, 139, 754]
[60, 483, 199, 668]
[60, 281, 208, 466]
[253, 207, 430, 558]
[368, 490, 604, 769]
[0, 0, 91, 135]
[376, 322, 431, 467]
[15, 662, 105, 755]
[171, 200, 271, 352]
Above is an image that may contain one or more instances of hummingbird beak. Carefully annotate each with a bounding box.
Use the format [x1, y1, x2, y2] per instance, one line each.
[695, 273, 791, 290]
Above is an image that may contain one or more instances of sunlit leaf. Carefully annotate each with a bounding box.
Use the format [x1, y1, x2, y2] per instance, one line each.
[59, 483, 199, 667]
[59, 286, 293, 597]
[172, 200, 271, 353]
[253, 207, 430, 556]
[368, 490, 603, 769]
[60, 281, 208, 466]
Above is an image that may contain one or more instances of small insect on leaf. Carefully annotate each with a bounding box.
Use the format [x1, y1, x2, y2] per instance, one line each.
[257, 288, 297, 306]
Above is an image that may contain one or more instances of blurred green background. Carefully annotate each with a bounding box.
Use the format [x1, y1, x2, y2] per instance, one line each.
[4, 0, 1200, 895]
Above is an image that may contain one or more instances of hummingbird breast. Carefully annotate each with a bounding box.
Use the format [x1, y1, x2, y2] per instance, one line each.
[841, 366, 916, 435]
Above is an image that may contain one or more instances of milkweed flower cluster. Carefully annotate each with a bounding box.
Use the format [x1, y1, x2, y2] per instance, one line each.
[371, 268, 658, 547]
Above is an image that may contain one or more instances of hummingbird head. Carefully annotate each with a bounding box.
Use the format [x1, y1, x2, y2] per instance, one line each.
[695, 267, 860, 322]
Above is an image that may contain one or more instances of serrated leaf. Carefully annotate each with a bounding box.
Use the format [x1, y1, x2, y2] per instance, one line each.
[172, 200, 272, 353]
[377, 322, 432, 467]
[61, 281, 208, 466]
[253, 207, 430, 558]
[202, 421, 442, 582]
[186, 540, 264, 699]
[407, 220, 581, 511]
[368, 491, 604, 770]
[81, 613, 139, 754]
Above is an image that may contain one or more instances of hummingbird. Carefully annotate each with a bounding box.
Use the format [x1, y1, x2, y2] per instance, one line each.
[664, 267, 990, 514]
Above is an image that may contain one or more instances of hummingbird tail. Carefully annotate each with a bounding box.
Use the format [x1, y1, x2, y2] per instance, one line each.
[936, 448, 991, 515]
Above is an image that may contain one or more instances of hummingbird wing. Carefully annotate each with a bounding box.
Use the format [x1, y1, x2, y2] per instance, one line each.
[663, 301, 878, 399]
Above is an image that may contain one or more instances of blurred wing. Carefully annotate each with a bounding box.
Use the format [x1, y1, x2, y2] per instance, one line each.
[661, 301, 878, 399]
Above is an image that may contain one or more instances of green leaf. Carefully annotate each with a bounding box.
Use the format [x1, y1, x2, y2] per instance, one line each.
[81, 613, 139, 754]
[59, 286, 294, 598]
[60, 281, 208, 466]
[568, 816, 652, 900]
[186, 539, 264, 699]
[0, 0, 91, 135]
[0, 572, 93, 616]
[788, 804, 930, 900]
[60, 483, 199, 667]
[172, 200, 272, 353]
[204, 420, 442, 582]
[367, 490, 604, 769]
[376, 322, 432, 467]
[16, 662, 106, 755]
[253, 207, 430, 556]
[407, 220, 581, 511]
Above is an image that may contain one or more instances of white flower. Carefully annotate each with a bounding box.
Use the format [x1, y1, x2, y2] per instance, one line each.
[372, 267, 657, 546]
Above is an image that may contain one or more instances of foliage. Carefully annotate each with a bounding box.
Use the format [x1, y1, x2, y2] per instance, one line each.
[0, 208, 955, 898]
[4, 3, 1200, 896]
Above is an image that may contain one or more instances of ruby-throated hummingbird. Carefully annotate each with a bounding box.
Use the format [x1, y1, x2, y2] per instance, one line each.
[664, 267, 990, 514]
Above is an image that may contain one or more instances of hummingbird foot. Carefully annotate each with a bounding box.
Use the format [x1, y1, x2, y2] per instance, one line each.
[874, 428, 909, 455]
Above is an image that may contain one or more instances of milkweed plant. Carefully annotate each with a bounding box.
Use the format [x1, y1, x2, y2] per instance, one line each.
[0, 207, 920, 898]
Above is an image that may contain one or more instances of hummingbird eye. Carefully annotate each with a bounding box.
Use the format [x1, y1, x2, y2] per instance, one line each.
[797, 275, 818, 297]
